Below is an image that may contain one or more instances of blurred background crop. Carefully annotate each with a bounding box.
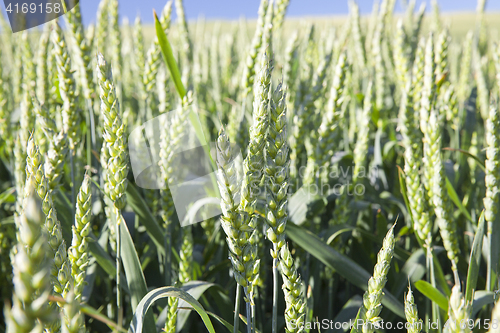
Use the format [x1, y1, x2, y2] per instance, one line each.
[2, 0, 500, 26]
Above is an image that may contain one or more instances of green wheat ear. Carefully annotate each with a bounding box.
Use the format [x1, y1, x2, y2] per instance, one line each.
[5, 177, 56, 333]
[280, 243, 306, 333]
[360, 224, 396, 333]
[69, 176, 92, 302]
[444, 285, 472, 333]
[216, 128, 252, 287]
[61, 287, 85, 333]
[52, 22, 80, 152]
[64, 0, 93, 100]
[425, 108, 460, 271]
[405, 284, 422, 333]
[265, 81, 289, 258]
[96, 52, 129, 211]
[240, 0, 269, 99]
[26, 136, 72, 308]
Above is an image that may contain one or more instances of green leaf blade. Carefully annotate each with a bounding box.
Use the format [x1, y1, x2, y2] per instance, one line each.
[465, 211, 485, 302]
[129, 286, 216, 333]
[414, 280, 448, 311]
[154, 11, 186, 99]
[119, 216, 156, 332]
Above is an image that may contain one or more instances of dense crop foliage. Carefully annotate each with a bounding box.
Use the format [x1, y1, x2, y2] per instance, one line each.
[1, 0, 500, 332]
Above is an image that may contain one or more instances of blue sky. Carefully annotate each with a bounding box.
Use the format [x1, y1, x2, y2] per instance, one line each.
[2, 0, 500, 26]
[75, 0, 500, 25]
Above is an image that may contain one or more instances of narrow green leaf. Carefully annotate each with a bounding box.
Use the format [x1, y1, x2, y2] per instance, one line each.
[176, 281, 216, 331]
[414, 280, 448, 311]
[286, 223, 405, 318]
[237, 313, 264, 332]
[155, 281, 222, 331]
[324, 224, 355, 244]
[349, 307, 362, 333]
[0, 216, 14, 226]
[465, 211, 485, 302]
[0, 187, 15, 204]
[157, 283, 231, 332]
[445, 176, 473, 223]
[206, 311, 243, 333]
[129, 286, 216, 333]
[154, 10, 216, 174]
[119, 215, 155, 332]
[126, 183, 165, 255]
[154, 11, 186, 99]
